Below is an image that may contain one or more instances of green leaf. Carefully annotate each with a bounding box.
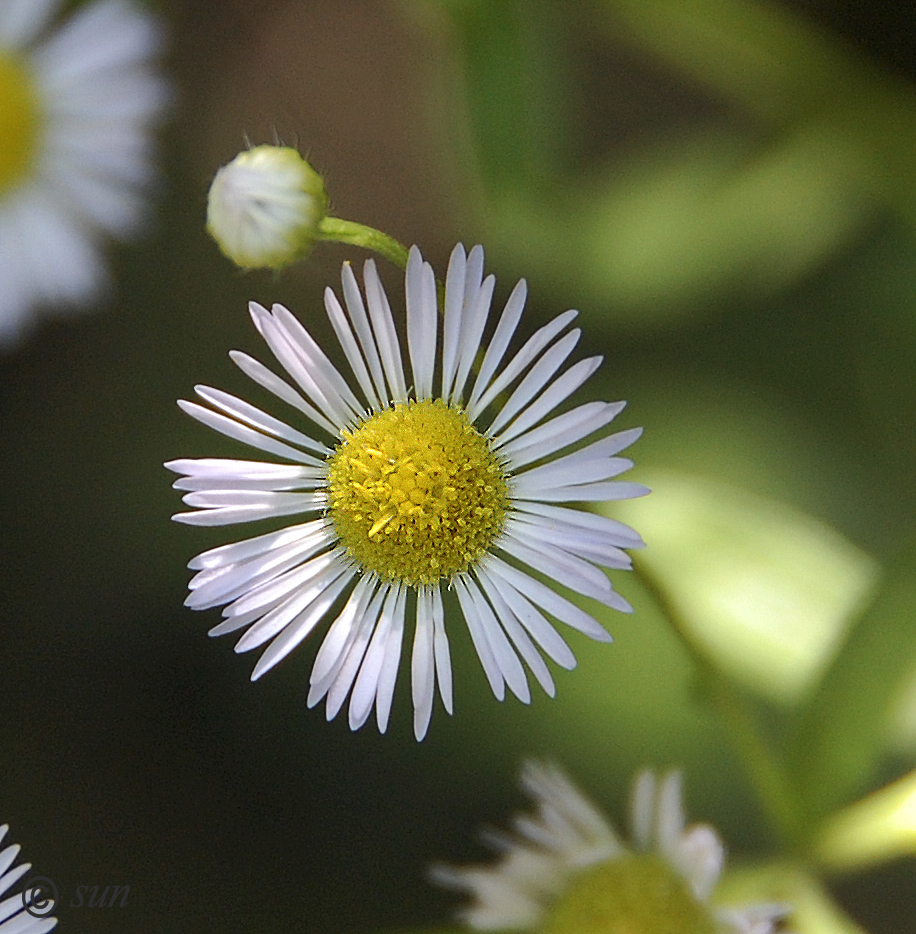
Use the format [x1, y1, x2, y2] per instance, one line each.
[788, 539, 916, 825]
[813, 768, 916, 872]
[715, 863, 869, 934]
[440, 0, 573, 190]
[609, 470, 878, 704]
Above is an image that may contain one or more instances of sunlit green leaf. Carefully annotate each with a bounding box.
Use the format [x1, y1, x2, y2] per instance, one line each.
[813, 768, 916, 872]
[788, 540, 916, 824]
[610, 470, 878, 703]
[716, 863, 868, 934]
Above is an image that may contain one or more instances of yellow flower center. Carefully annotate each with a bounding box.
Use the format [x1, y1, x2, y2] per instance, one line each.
[326, 399, 509, 585]
[541, 855, 717, 934]
[0, 52, 41, 194]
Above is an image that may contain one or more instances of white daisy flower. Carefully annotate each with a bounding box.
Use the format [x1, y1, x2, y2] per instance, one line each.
[206, 145, 328, 270]
[166, 244, 647, 739]
[432, 762, 793, 934]
[0, 0, 167, 345]
[0, 824, 57, 932]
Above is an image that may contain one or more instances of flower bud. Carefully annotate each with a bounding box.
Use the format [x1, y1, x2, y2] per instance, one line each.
[206, 145, 328, 270]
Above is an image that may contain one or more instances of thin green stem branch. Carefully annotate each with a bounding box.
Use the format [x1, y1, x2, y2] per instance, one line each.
[317, 217, 446, 310]
[318, 217, 411, 270]
[634, 563, 802, 852]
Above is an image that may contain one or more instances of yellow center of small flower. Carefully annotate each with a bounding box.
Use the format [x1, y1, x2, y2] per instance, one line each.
[0, 53, 41, 194]
[541, 855, 717, 934]
[326, 399, 509, 585]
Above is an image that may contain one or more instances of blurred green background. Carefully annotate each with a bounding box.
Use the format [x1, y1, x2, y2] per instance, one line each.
[2, 0, 916, 931]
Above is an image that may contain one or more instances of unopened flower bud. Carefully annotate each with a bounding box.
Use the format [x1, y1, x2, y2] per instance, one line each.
[206, 145, 328, 270]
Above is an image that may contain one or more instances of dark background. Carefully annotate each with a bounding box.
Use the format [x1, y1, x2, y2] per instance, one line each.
[2, 1, 915, 931]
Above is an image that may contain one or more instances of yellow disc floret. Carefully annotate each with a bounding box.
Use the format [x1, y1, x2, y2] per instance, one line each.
[0, 54, 41, 194]
[542, 855, 717, 934]
[327, 399, 509, 584]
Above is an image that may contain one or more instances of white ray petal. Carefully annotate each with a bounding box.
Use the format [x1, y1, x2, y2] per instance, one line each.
[488, 330, 581, 437]
[506, 514, 632, 568]
[451, 275, 495, 406]
[477, 571, 555, 697]
[316, 582, 390, 718]
[498, 401, 625, 467]
[431, 584, 453, 714]
[453, 575, 505, 701]
[498, 531, 619, 607]
[187, 519, 327, 571]
[375, 586, 407, 732]
[477, 565, 576, 669]
[363, 259, 407, 403]
[513, 500, 645, 549]
[483, 554, 616, 638]
[230, 350, 340, 438]
[518, 480, 650, 503]
[309, 574, 378, 689]
[406, 246, 437, 401]
[467, 277, 527, 412]
[176, 399, 321, 466]
[349, 584, 403, 729]
[493, 356, 602, 447]
[249, 568, 356, 679]
[340, 262, 388, 405]
[467, 309, 577, 422]
[412, 586, 436, 740]
[441, 243, 467, 401]
[249, 303, 354, 431]
[324, 286, 380, 410]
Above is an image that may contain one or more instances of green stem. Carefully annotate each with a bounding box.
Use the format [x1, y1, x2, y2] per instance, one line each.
[317, 217, 446, 310]
[318, 217, 411, 271]
[634, 563, 802, 852]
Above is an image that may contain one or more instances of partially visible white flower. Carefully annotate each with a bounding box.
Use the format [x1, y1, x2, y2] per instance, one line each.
[0, 823, 57, 932]
[432, 762, 792, 934]
[206, 145, 328, 270]
[0, 0, 168, 345]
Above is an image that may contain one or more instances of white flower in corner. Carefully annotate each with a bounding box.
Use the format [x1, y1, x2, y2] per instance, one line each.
[432, 762, 793, 934]
[0, 0, 168, 345]
[0, 823, 57, 932]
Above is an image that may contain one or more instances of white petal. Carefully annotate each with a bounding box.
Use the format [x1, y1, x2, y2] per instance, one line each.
[412, 587, 436, 740]
[482, 555, 614, 640]
[440, 243, 467, 401]
[494, 356, 603, 447]
[431, 584, 453, 714]
[468, 309, 578, 422]
[406, 246, 437, 400]
[363, 259, 407, 403]
[349, 585, 403, 729]
[324, 286, 380, 410]
[453, 575, 506, 702]
[467, 278, 527, 412]
[450, 275, 495, 406]
[176, 400, 321, 466]
[498, 401, 625, 467]
[230, 350, 339, 438]
[340, 262, 388, 405]
[309, 574, 378, 689]
[514, 500, 645, 549]
[476, 565, 576, 670]
[488, 330, 581, 437]
[374, 586, 407, 733]
[249, 568, 356, 679]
